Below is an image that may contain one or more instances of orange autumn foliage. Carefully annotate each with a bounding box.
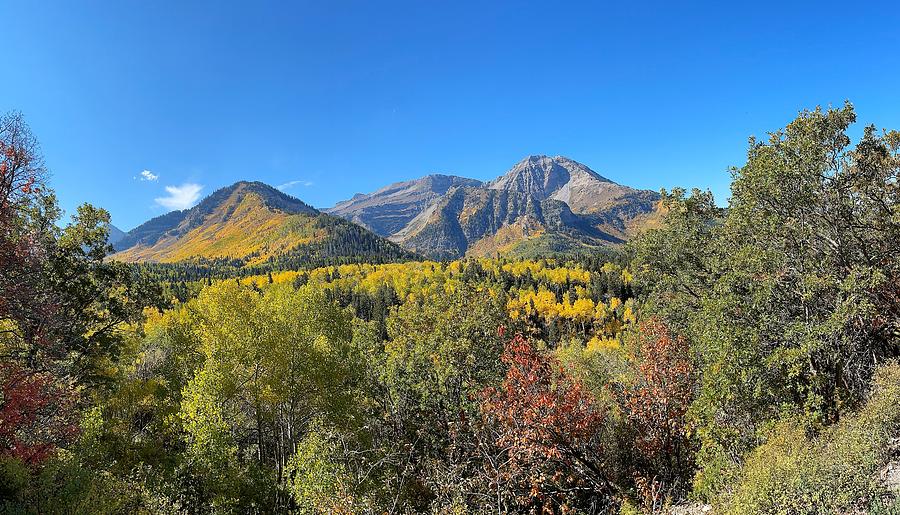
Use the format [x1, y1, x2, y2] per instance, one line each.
[482, 333, 618, 512]
[620, 318, 695, 509]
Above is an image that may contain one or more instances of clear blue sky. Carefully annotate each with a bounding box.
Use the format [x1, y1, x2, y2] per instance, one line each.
[2, 1, 899, 230]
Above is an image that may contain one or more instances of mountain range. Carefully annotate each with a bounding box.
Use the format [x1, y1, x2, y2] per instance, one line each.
[328, 155, 661, 259]
[111, 181, 415, 268]
[111, 156, 661, 265]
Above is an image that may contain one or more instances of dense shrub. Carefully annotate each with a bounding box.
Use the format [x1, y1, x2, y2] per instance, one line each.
[723, 362, 900, 514]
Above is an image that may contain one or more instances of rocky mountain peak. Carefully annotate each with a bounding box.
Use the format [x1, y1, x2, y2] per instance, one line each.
[327, 155, 660, 259]
[487, 155, 611, 199]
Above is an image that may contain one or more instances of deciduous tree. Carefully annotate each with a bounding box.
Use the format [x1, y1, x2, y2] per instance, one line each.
[482, 333, 619, 513]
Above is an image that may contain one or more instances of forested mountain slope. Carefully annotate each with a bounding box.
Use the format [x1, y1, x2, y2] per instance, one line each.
[112, 181, 416, 267]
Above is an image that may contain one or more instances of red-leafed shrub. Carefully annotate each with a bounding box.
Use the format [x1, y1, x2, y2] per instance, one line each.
[620, 319, 695, 506]
[482, 333, 618, 513]
[0, 112, 144, 468]
[0, 364, 79, 465]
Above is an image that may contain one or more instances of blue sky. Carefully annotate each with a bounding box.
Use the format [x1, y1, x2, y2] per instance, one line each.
[2, 1, 899, 230]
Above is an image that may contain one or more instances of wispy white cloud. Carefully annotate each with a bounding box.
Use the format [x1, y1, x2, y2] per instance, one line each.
[155, 183, 203, 210]
[139, 170, 159, 182]
[277, 180, 314, 191]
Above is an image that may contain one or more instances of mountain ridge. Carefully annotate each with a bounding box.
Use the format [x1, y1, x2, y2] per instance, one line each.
[112, 181, 416, 267]
[331, 155, 661, 258]
[107, 223, 126, 246]
[115, 155, 661, 265]
[326, 174, 482, 236]
[114, 181, 317, 252]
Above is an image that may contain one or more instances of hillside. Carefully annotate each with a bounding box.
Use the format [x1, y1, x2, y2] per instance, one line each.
[112, 181, 416, 267]
[331, 155, 661, 259]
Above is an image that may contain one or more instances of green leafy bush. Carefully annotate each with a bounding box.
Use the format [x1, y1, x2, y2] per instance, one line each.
[723, 363, 900, 514]
[285, 426, 352, 513]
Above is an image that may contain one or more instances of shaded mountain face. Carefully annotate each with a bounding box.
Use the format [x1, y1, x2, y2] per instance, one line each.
[112, 181, 415, 267]
[326, 174, 482, 236]
[106, 224, 126, 246]
[392, 185, 622, 260]
[331, 155, 661, 259]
